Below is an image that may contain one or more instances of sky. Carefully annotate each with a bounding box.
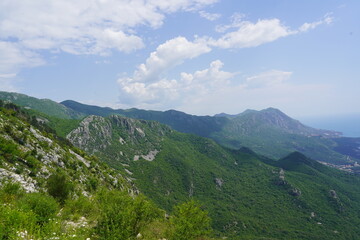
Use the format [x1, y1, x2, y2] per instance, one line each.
[0, 0, 359, 118]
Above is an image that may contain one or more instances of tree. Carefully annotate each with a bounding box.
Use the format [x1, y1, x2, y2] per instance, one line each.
[46, 172, 73, 205]
[169, 200, 212, 240]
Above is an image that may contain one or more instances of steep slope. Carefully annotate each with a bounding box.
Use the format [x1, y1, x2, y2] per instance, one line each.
[0, 91, 84, 119]
[0, 101, 217, 240]
[67, 114, 360, 239]
[0, 101, 130, 195]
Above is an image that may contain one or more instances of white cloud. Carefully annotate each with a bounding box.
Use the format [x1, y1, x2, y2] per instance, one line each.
[245, 70, 292, 89]
[215, 12, 246, 33]
[0, 41, 44, 91]
[0, 0, 218, 88]
[199, 11, 221, 21]
[121, 36, 211, 85]
[299, 13, 333, 32]
[177, 70, 336, 116]
[0, 0, 218, 55]
[210, 13, 333, 49]
[117, 59, 235, 108]
[210, 18, 295, 48]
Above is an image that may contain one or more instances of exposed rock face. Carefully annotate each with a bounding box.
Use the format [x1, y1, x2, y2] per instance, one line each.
[0, 168, 37, 192]
[0, 110, 129, 194]
[141, 150, 159, 161]
[276, 168, 286, 185]
[67, 114, 171, 165]
[67, 115, 112, 151]
[215, 178, 224, 189]
[329, 189, 338, 199]
[290, 188, 302, 197]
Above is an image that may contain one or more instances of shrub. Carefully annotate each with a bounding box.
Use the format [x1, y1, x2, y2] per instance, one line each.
[168, 200, 212, 240]
[46, 172, 74, 205]
[62, 195, 97, 221]
[94, 189, 161, 239]
[0, 182, 24, 203]
[18, 192, 59, 225]
[0, 203, 37, 239]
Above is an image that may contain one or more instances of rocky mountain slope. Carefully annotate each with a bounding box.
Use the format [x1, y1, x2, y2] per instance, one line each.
[66, 113, 360, 239]
[61, 99, 356, 165]
[1, 92, 356, 166]
[0, 101, 215, 240]
[0, 101, 128, 195]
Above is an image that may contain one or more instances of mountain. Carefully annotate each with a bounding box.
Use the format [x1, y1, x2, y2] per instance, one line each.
[0, 91, 84, 119]
[66, 113, 360, 239]
[61, 99, 354, 165]
[211, 107, 349, 164]
[0, 100, 215, 240]
[0, 100, 129, 194]
[62, 99, 228, 138]
[1, 91, 357, 165]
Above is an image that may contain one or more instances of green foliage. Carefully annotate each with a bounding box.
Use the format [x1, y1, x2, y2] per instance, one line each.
[62, 195, 97, 221]
[94, 189, 161, 239]
[0, 182, 24, 203]
[46, 172, 74, 204]
[62, 99, 356, 165]
[18, 192, 59, 225]
[0, 202, 38, 239]
[0, 91, 84, 119]
[169, 200, 212, 240]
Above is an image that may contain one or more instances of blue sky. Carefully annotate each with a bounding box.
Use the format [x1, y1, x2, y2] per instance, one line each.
[0, 0, 359, 118]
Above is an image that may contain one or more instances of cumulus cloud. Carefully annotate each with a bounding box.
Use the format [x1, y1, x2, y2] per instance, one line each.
[0, 0, 218, 86]
[117, 59, 235, 108]
[120, 37, 211, 85]
[0, 0, 217, 55]
[210, 18, 295, 48]
[210, 13, 333, 49]
[199, 11, 221, 21]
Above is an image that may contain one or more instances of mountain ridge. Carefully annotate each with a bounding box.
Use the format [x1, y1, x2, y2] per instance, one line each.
[1, 91, 358, 167]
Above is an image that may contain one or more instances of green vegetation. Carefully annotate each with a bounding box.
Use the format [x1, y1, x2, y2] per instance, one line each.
[67, 113, 360, 239]
[46, 172, 74, 204]
[0, 91, 84, 119]
[3, 94, 360, 239]
[0, 100, 215, 239]
[61, 98, 356, 165]
[2, 92, 357, 165]
[0, 182, 213, 240]
[169, 200, 212, 240]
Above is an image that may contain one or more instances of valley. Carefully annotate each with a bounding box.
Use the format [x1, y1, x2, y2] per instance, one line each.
[1, 91, 360, 239]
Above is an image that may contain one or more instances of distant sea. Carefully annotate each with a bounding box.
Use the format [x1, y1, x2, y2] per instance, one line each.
[301, 114, 360, 138]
